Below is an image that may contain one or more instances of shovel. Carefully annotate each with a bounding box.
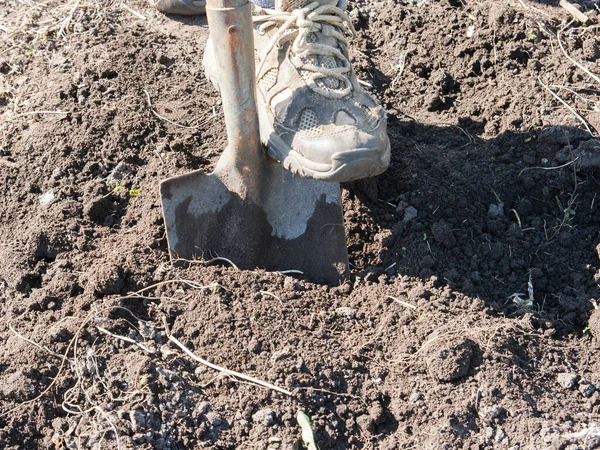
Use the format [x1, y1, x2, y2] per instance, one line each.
[160, 0, 349, 285]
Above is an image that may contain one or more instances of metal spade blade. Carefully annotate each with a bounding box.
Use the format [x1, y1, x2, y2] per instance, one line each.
[160, 0, 349, 285]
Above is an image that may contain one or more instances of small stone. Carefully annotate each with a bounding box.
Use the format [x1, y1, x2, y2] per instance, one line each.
[337, 282, 352, 295]
[335, 307, 356, 319]
[495, 428, 506, 442]
[396, 200, 408, 213]
[486, 405, 505, 421]
[270, 347, 290, 362]
[206, 411, 224, 427]
[39, 190, 56, 206]
[252, 408, 275, 426]
[51, 167, 63, 181]
[356, 414, 375, 434]
[408, 391, 422, 403]
[488, 203, 504, 218]
[579, 381, 596, 398]
[51, 417, 64, 432]
[557, 372, 578, 389]
[107, 161, 130, 184]
[132, 433, 146, 443]
[403, 206, 418, 222]
[267, 436, 281, 449]
[196, 401, 211, 415]
[283, 277, 295, 291]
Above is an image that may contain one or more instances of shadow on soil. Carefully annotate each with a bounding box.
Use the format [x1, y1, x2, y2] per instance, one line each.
[345, 116, 600, 335]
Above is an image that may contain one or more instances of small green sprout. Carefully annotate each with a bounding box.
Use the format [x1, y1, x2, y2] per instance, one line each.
[211, 282, 219, 295]
[564, 208, 576, 219]
[528, 31, 537, 41]
[423, 232, 428, 241]
[114, 181, 126, 192]
[129, 188, 141, 197]
[139, 373, 150, 387]
[297, 410, 319, 450]
[402, 247, 407, 251]
[24, 49, 35, 56]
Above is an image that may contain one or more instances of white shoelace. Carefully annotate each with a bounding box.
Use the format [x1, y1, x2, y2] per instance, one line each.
[253, 2, 357, 99]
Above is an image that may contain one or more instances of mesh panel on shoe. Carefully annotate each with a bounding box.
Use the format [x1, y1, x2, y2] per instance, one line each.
[300, 54, 319, 66]
[259, 68, 278, 91]
[315, 77, 342, 91]
[278, 0, 310, 11]
[297, 46, 345, 93]
[297, 108, 322, 137]
[321, 55, 337, 69]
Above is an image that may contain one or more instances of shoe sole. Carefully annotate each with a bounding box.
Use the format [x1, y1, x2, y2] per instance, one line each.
[205, 66, 391, 183]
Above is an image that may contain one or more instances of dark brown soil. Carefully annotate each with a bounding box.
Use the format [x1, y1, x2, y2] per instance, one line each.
[2, 0, 600, 448]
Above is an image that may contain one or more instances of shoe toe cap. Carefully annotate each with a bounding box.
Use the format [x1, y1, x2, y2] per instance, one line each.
[291, 120, 390, 167]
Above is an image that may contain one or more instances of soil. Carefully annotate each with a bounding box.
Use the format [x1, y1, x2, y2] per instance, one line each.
[2, 0, 600, 448]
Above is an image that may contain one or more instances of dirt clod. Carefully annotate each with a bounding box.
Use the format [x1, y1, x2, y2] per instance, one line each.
[88, 263, 125, 295]
[558, 373, 579, 389]
[425, 337, 474, 382]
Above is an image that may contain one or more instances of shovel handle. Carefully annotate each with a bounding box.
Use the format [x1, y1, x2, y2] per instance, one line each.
[206, 0, 262, 170]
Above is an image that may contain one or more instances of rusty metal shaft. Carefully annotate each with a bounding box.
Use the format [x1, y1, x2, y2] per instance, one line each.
[206, 0, 263, 195]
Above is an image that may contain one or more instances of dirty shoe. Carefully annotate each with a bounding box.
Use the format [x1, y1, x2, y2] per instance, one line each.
[203, 0, 390, 183]
[149, 0, 206, 15]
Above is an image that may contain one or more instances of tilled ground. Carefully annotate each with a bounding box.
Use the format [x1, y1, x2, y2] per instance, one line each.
[2, 0, 600, 448]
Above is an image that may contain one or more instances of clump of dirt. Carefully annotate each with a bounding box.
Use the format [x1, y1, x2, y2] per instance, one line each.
[2, 0, 600, 448]
[425, 336, 475, 382]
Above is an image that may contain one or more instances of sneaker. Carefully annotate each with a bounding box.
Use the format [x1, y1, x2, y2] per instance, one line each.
[149, 0, 206, 15]
[203, 0, 390, 183]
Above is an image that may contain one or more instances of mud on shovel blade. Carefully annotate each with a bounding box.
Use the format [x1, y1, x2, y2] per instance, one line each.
[159, 0, 349, 285]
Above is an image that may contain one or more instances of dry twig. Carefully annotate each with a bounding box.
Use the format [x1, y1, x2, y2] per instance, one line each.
[559, 0, 589, 24]
[143, 89, 198, 129]
[387, 296, 417, 310]
[538, 76, 595, 136]
[165, 320, 292, 396]
[557, 24, 600, 86]
[518, 156, 579, 176]
[8, 323, 68, 361]
[96, 326, 155, 354]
